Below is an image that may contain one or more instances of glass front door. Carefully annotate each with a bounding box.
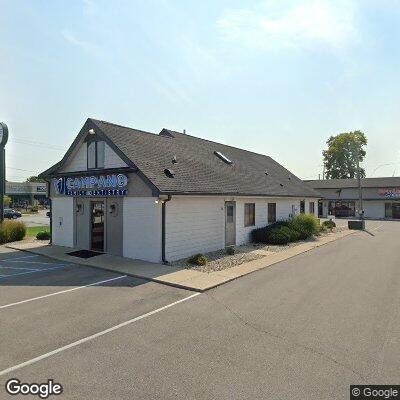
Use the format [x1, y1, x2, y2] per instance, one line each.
[91, 201, 105, 251]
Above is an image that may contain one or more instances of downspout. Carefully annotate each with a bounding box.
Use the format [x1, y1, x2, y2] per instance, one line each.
[47, 180, 52, 245]
[161, 195, 172, 264]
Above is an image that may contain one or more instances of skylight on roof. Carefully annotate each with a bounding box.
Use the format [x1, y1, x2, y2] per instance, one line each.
[214, 151, 232, 165]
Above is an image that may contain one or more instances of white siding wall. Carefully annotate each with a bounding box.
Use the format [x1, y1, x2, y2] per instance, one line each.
[61, 142, 127, 172]
[52, 198, 74, 247]
[165, 197, 225, 261]
[104, 144, 127, 168]
[123, 197, 162, 263]
[235, 200, 268, 245]
[61, 144, 87, 172]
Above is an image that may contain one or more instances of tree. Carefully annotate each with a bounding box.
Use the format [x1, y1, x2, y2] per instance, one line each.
[322, 131, 367, 179]
[26, 176, 45, 183]
[3, 195, 11, 207]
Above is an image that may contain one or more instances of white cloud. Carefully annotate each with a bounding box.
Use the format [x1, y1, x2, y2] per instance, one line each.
[217, 1, 359, 52]
[61, 30, 103, 56]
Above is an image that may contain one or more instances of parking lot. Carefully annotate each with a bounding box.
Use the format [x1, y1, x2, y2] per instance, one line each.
[0, 248, 196, 398]
[0, 220, 399, 399]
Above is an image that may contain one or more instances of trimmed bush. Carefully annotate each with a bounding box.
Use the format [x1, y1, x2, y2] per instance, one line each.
[289, 214, 320, 239]
[0, 220, 27, 244]
[36, 230, 51, 240]
[188, 253, 208, 266]
[322, 219, 336, 231]
[250, 221, 290, 244]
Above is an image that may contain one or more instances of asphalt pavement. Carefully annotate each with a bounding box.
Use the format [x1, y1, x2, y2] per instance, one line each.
[0, 220, 398, 399]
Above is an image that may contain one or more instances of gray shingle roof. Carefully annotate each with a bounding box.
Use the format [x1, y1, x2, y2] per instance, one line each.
[89, 119, 319, 198]
[306, 177, 400, 189]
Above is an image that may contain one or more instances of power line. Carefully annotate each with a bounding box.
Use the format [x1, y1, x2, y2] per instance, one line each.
[9, 138, 66, 151]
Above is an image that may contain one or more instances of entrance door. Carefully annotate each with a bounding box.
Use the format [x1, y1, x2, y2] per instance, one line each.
[91, 201, 105, 252]
[225, 201, 236, 247]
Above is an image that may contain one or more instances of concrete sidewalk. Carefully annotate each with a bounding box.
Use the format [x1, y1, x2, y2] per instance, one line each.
[6, 229, 356, 292]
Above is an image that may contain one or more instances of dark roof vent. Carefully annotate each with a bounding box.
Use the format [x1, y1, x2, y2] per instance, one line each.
[280, 183, 284, 187]
[214, 151, 232, 165]
[172, 155, 177, 164]
[288, 175, 291, 180]
[264, 171, 269, 176]
[164, 168, 175, 178]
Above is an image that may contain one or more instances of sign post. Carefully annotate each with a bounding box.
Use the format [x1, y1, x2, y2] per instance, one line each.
[0, 123, 9, 224]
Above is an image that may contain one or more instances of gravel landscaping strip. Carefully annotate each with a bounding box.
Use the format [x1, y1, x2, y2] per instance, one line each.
[170, 227, 346, 273]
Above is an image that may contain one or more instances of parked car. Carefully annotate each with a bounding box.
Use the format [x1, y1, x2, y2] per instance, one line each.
[4, 208, 22, 219]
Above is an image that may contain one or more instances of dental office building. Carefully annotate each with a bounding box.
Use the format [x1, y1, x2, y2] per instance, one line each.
[40, 118, 320, 263]
[306, 177, 400, 220]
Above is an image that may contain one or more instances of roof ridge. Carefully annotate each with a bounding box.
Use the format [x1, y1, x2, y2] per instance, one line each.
[90, 118, 160, 138]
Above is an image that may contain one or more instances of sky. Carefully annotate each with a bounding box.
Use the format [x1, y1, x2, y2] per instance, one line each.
[1, 0, 400, 182]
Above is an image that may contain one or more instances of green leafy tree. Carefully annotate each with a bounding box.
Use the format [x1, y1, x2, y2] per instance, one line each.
[26, 176, 45, 183]
[323, 131, 367, 179]
[3, 195, 11, 207]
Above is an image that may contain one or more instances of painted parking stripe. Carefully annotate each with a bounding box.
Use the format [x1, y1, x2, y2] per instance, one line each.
[4, 260, 60, 265]
[0, 292, 201, 376]
[0, 275, 127, 309]
[0, 264, 73, 280]
[0, 255, 39, 261]
[0, 266, 39, 271]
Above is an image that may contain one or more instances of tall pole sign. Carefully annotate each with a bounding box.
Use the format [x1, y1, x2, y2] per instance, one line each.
[0, 123, 9, 223]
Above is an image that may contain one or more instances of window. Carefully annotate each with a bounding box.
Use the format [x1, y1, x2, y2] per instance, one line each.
[227, 204, 234, 223]
[309, 201, 315, 215]
[87, 141, 105, 169]
[300, 200, 305, 214]
[268, 203, 276, 223]
[244, 203, 255, 227]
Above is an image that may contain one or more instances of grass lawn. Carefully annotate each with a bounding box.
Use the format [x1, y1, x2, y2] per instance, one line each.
[26, 226, 50, 238]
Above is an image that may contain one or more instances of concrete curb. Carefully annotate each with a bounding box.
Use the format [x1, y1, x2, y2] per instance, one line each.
[5, 230, 357, 292]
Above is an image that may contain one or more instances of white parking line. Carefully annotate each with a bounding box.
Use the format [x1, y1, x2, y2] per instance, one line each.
[0, 292, 201, 376]
[4, 260, 58, 265]
[0, 266, 39, 271]
[0, 275, 127, 309]
[0, 255, 39, 261]
[0, 264, 73, 279]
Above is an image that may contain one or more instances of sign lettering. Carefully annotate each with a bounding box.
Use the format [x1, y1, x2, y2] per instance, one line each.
[53, 174, 128, 197]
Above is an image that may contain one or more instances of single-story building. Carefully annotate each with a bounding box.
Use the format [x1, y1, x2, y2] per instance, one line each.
[6, 181, 48, 207]
[39, 118, 320, 263]
[306, 177, 400, 220]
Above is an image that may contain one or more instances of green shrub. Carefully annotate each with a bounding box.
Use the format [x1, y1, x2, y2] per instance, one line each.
[267, 226, 294, 245]
[322, 219, 336, 231]
[0, 220, 27, 243]
[251, 221, 290, 244]
[36, 230, 51, 240]
[188, 253, 208, 266]
[29, 205, 39, 213]
[289, 214, 320, 239]
[226, 247, 235, 255]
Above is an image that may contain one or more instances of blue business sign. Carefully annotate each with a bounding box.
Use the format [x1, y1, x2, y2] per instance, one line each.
[54, 174, 128, 196]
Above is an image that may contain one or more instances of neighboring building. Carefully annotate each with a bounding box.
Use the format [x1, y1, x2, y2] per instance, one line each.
[306, 177, 400, 220]
[39, 118, 320, 263]
[6, 181, 48, 207]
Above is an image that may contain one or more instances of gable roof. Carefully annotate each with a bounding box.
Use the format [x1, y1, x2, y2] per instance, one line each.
[306, 177, 400, 190]
[41, 118, 320, 198]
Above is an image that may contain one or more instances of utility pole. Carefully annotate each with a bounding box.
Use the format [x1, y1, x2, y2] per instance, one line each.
[0, 123, 9, 224]
[356, 145, 363, 220]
